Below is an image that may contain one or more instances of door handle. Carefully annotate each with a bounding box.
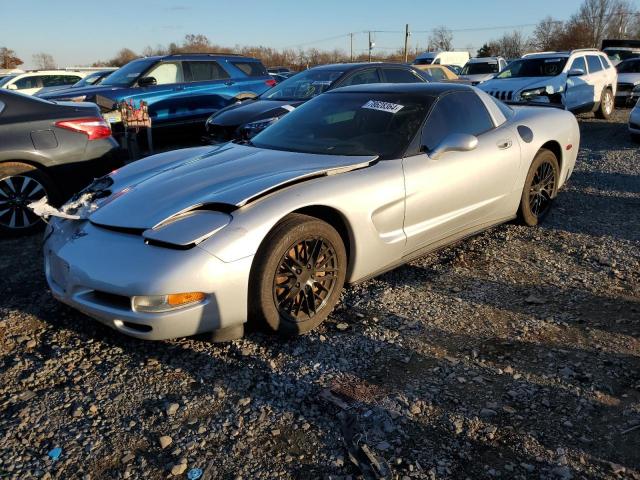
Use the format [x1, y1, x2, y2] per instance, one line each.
[497, 139, 512, 149]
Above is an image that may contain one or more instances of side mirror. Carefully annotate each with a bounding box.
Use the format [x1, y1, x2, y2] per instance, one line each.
[7, 84, 18, 90]
[138, 76, 157, 87]
[427, 133, 478, 160]
[568, 68, 585, 77]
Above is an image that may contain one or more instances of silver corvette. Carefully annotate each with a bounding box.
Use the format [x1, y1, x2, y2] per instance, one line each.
[41, 83, 580, 341]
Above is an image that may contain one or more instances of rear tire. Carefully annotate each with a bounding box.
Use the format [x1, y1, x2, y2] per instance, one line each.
[0, 162, 59, 236]
[517, 149, 559, 227]
[595, 88, 614, 119]
[249, 214, 347, 337]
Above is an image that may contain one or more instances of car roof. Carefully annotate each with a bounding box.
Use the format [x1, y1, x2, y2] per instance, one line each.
[329, 82, 473, 96]
[14, 70, 84, 76]
[309, 62, 417, 72]
[468, 57, 501, 63]
[141, 53, 262, 62]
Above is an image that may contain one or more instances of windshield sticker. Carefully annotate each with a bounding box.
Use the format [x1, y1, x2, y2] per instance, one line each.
[362, 100, 404, 113]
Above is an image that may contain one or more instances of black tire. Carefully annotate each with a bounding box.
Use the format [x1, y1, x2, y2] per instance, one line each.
[249, 213, 347, 337]
[595, 88, 614, 119]
[517, 149, 559, 227]
[0, 162, 59, 236]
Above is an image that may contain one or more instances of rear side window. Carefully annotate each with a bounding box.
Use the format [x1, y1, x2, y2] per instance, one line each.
[146, 62, 184, 85]
[14, 76, 42, 90]
[184, 61, 230, 82]
[230, 61, 268, 77]
[599, 55, 612, 69]
[382, 68, 424, 83]
[422, 91, 494, 151]
[341, 68, 381, 86]
[587, 55, 603, 73]
[42, 75, 81, 87]
[427, 68, 447, 81]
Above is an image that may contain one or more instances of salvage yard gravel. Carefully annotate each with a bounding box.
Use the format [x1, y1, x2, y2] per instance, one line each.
[0, 109, 638, 479]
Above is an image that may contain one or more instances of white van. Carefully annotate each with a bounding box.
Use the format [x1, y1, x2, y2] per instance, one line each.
[412, 51, 471, 69]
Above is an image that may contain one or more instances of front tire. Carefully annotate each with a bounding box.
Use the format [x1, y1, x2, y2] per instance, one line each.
[595, 88, 614, 119]
[0, 162, 58, 236]
[517, 149, 559, 226]
[249, 214, 347, 336]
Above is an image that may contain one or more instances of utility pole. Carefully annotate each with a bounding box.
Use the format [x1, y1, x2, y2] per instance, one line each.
[350, 33, 354, 62]
[404, 24, 410, 63]
[368, 31, 374, 62]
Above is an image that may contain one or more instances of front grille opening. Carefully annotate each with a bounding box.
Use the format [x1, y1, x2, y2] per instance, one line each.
[122, 322, 152, 333]
[89, 290, 131, 310]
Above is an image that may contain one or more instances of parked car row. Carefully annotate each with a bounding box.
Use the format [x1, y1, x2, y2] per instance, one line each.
[0, 70, 89, 96]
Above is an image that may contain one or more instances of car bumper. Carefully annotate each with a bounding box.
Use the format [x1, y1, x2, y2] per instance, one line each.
[43, 219, 252, 340]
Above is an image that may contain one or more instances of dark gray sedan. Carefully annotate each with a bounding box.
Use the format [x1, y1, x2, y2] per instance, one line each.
[0, 91, 119, 235]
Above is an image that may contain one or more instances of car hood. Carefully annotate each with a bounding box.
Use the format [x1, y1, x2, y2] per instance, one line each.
[460, 73, 495, 83]
[209, 99, 306, 126]
[39, 85, 124, 100]
[617, 73, 640, 84]
[88, 143, 376, 229]
[480, 76, 564, 93]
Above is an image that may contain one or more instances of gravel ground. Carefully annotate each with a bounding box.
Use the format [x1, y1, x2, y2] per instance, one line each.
[1, 109, 639, 480]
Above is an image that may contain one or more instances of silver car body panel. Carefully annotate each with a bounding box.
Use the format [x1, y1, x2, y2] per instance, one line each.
[44, 91, 580, 341]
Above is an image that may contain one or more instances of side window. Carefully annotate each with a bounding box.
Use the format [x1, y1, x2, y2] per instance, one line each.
[230, 61, 268, 77]
[184, 61, 230, 82]
[428, 68, 447, 81]
[598, 55, 611, 70]
[421, 92, 494, 151]
[42, 75, 80, 87]
[586, 55, 603, 73]
[14, 76, 42, 90]
[382, 68, 423, 83]
[570, 56, 587, 74]
[340, 69, 380, 86]
[146, 62, 183, 85]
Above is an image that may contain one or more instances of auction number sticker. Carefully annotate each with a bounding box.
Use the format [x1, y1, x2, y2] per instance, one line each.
[362, 100, 404, 113]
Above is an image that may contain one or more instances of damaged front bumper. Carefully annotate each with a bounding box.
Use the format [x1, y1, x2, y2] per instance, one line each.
[43, 218, 252, 340]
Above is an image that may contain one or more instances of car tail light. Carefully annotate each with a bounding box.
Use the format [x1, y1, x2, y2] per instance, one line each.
[265, 78, 277, 87]
[55, 117, 112, 140]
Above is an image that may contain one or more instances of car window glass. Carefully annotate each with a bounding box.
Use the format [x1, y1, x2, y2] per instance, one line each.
[147, 62, 182, 85]
[617, 60, 640, 73]
[428, 68, 447, 81]
[230, 61, 268, 77]
[263, 69, 343, 100]
[570, 56, 587, 73]
[422, 91, 494, 151]
[598, 55, 610, 70]
[0, 100, 5, 115]
[185, 61, 229, 82]
[14, 76, 41, 89]
[341, 69, 380, 86]
[382, 68, 423, 83]
[586, 55, 603, 73]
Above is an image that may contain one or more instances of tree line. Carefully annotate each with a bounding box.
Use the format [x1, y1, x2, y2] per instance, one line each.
[2, 0, 639, 71]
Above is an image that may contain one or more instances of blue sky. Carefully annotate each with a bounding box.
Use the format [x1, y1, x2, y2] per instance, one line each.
[3, 0, 584, 68]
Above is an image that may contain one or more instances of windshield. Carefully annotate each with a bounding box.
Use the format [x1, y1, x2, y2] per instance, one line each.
[462, 62, 499, 75]
[0, 75, 17, 87]
[100, 59, 155, 87]
[251, 92, 432, 159]
[617, 59, 640, 73]
[607, 49, 640, 63]
[72, 71, 108, 88]
[261, 69, 343, 101]
[496, 57, 567, 78]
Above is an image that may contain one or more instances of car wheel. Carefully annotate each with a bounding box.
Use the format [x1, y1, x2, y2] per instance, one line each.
[0, 162, 58, 236]
[517, 149, 559, 227]
[595, 88, 614, 119]
[249, 213, 347, 336]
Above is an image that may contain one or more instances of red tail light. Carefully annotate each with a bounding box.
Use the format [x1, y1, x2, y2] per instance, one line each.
[55, 117, 112, 141]
[265, 78, 277, 87]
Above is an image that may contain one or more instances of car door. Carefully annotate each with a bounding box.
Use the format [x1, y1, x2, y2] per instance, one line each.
[402, 91, 520, 252]
[586, 55, 607, 106]
[177, 60, 235, 124]
[565, 56, 591, 110]
[134, 61, 185, 125]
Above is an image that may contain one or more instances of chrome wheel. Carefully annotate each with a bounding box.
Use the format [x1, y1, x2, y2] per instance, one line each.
[603, 90, 613, 115]
[0, 175, 46, 229]
[273, 237, 339, 322]
[528, 161, 555, 217]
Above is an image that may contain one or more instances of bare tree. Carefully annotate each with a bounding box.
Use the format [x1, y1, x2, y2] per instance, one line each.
[0, 47, 23, 69]
[428, 26, 454, 51]
[605, 0, 636, 38]
[182, 34, 212, 53]
[110, 48, 138, 67]
[489, 31, 531, 58]
[532, 17, 564, 51]
[32, 52, 56, 69]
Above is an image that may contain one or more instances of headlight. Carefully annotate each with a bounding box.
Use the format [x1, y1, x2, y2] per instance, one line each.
[519, 86, 563, 104]
[241, 117, 280, 137]
[132, 292, 206, 313]
[520, 87, 549, 100]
